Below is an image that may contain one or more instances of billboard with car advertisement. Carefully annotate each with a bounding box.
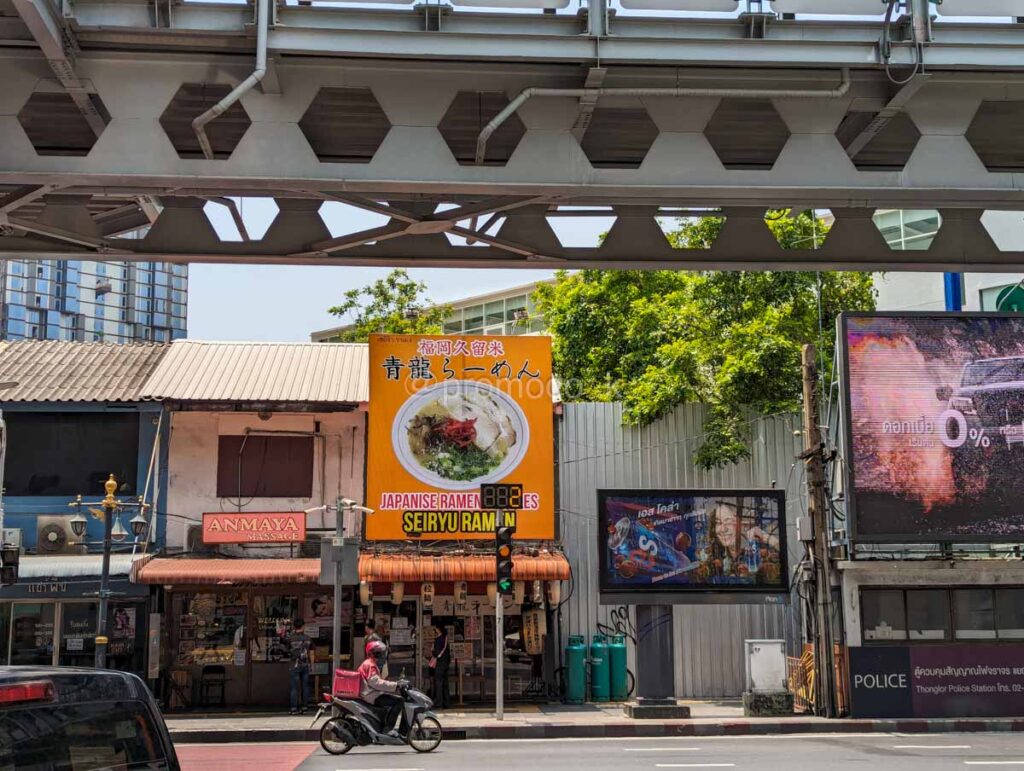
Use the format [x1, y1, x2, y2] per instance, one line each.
[841, 313, 1024, 542]
[598, 490, 788, 601]
[366, 334, 555, 541]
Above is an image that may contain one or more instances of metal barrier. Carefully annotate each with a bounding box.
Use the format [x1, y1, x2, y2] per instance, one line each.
[786, 644, 849, 716]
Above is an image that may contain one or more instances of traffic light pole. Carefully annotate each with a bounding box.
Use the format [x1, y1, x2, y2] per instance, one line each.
[495, 508, 504, 721]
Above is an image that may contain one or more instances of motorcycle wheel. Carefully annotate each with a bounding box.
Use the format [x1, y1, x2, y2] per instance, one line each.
[408, 716, 443, 753]
[319, 718, 355, 755]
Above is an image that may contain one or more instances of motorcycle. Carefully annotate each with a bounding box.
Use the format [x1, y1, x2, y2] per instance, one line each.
[313, 681, 443, 755]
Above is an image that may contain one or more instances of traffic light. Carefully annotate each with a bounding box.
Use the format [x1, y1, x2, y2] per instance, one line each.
[496, 526, 515, 595]
[0, 544, 19, 587]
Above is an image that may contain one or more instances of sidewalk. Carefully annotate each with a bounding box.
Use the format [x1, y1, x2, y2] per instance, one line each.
[165, 701, 1024, 744]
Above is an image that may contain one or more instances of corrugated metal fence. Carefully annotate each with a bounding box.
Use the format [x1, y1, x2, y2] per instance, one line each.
[557, 402, 807, 699]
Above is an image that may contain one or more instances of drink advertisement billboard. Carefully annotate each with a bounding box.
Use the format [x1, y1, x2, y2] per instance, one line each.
[598, 490, 788, 601]
[841, 313, 1024, 542]
[366, 334, 555, 540]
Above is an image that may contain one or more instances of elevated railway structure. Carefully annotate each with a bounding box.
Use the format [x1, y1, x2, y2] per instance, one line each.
[0, 0, 1022, 270]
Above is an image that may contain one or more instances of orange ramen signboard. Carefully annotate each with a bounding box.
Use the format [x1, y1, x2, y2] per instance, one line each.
[366, 334, 555, 541]
[202, 512, 306, 544]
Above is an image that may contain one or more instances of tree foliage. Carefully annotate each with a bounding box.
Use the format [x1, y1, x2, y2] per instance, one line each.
[328, 269, 450, 342]
[534, 211, 876, 469]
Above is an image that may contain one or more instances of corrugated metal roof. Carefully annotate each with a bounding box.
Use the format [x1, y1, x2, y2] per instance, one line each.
[18, 554, 146, 579]
[135, 557, 320, 585]
[0, 340, 169, 403]
[140, 341, 369, 404]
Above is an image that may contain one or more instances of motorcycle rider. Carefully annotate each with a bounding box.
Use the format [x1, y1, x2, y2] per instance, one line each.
[358, 640, 408, 738]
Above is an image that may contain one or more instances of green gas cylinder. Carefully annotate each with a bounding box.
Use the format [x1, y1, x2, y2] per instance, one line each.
[565, 635, 587, 704]
[590, 634, 610, 702]
[609, 635, 628, 701]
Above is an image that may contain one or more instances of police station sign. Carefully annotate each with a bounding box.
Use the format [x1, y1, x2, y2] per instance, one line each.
[849, 645, 1024, 718]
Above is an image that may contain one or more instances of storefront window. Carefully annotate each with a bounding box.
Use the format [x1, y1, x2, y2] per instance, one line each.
[59, 602, 97, 667]
[0, 604, 9, 665]
[906, 590, 950, 641]
[108, 602, 146, 675]
[996, 589, 1024, 640]
[10, 604, 55, 665]
[253, 595, 298, 663]
[176, 593, 246, 666]
[861, 589, 907, 641]
[954, 589, 996, 640]
[303, 590, 351, 668]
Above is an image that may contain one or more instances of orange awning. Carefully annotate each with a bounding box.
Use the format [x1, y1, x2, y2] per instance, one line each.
[134, 553, 571, 586]
[358, 553, 570, 583]
[135, 558, 320, 585]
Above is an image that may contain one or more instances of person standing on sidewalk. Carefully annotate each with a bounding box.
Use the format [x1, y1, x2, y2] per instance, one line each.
[429, 619, 451, 709]
[285, 618, 314, 715]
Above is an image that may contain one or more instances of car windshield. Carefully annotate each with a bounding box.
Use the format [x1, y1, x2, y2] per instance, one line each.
[0, 699, 170, 771]
[962, 359, 1024, 387]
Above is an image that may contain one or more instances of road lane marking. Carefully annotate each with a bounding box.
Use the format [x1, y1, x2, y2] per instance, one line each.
[655, 765, 735, 769]
[335, 768, 424, 770]
[624, 748, 701, 752]
[964, 763, 1024, 766]
[895, 745, 972, 749]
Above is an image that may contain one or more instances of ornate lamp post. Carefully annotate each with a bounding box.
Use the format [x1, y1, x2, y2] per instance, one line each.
[69, 474, 149, 669]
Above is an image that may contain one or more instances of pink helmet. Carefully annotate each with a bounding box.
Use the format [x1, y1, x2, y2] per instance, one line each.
[366, 639, 387, 663]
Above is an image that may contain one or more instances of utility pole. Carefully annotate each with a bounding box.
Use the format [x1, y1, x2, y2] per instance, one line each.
[333, 496, 345, 677]
[801, 344, 837, 718]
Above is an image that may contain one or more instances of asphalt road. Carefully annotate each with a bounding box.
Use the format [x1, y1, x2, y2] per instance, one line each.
[288, 734, 1024, 771]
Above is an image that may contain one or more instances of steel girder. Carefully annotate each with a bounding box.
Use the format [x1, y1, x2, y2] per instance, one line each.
[0, 6, 1023, 269]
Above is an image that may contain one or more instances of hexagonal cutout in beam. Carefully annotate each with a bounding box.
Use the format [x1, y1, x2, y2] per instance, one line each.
[545, 206, 616, 248]
[578, 106, 659, 169]
[654, 210, 726, 249]
[872, 209, 942, 251]
[299, 87, 391, 164]
[764, 209, 833, 250]
[705, 99, 790, 170]
[966, 101, 1024, 172]
[836, 111, 921, 171]
[159, 84, 251, 160]
[434, 203, 507, 247]
[203, 197, 280, 241]
[17, 92, 110, 157]
[438, 91, 526, 167]
[981, 211, 1024, 253]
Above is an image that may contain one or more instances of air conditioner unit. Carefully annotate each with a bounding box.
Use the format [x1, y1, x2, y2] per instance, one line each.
[36, 516, 86, 555]
[186, 525, 215, 555]
[1, 528, 22, 549]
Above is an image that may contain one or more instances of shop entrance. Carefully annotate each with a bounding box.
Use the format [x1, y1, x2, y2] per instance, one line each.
[368, 584, 548, 706]
[167, 585, 355, 710]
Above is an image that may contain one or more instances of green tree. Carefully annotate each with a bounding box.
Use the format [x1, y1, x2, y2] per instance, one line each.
[534, 211, 876, 469]
[328, 269, 450, 342]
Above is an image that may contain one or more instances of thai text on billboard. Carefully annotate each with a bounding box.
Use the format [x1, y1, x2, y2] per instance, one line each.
[842, 313, 1024, 541]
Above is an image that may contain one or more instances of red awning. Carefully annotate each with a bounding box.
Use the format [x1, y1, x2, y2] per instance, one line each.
[134, 558, 320, 585]
[358, 553, 570, 583]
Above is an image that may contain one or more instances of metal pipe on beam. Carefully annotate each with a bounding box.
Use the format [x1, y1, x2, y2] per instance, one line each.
[192, 0, 269, 160]
[474, 67, 852, 165]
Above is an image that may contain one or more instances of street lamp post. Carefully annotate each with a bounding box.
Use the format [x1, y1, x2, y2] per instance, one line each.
[69, 474, 149, 669]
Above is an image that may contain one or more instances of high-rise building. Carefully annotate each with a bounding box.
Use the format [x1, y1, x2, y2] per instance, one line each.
[0, 259, 187, 343]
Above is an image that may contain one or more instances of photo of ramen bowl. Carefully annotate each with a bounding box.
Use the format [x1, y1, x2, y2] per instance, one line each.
[392, 381, 530, 490]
